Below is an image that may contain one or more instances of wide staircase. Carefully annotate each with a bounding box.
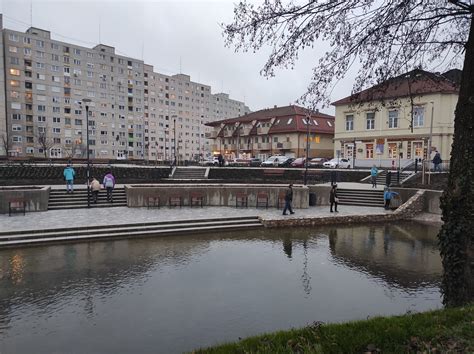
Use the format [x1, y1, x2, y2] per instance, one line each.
[0, 216, 263, 248]
[363, 170, 414, 186]
[48, 187, 127, 210]
[337, 188, 384, 207]
[171, 167, 207, 179]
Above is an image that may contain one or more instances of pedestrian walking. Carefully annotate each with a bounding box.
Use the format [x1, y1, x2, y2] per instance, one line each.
[370, 165, 378, 188]
[329, 184, 338, 213]
[384, 187, 392, 210]
[282, 184, 295, 215]
[103, 171, 116, 202]
[90, 177, 101, 204]
[63, 164, 76, 193]
[433, 150, 442, 172]
[218, 154, 223, 167]
[385, 170, 392, 187]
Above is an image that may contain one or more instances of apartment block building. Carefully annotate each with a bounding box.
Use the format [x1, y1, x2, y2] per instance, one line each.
[0, 15, 250, 161]
[206, 105, 335, 161]
[331, 69, 459, 168]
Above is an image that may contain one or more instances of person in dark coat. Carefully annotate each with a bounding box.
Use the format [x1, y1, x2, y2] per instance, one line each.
[282, 184, 295, 215]
[432, 151, 442, 172]
[330, 170, 337, 186]
[385, 170, 392, 187]
[329, 184, 338, 212]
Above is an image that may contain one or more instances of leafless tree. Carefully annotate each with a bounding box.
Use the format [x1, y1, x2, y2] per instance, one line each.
[224, 0, 474, 306]
[35, 125, 55, 160]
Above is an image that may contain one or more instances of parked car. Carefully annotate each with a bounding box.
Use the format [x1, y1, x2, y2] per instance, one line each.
[290, 157, 307, 168]
[323, 158, 351, 169]
[280, 157, 295, 167]
[308, 157, 328, 168]
[200, 156, 220, 166]
[228, 159, 251, 167]
[249, 158, 262, 167]
[261, 155, 290, 167]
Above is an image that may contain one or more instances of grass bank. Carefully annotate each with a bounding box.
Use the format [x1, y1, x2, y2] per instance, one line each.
[195, 305, 474, 353]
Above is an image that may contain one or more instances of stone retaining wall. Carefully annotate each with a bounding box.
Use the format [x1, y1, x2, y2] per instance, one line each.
[0, 186, 50, 213]
[125, 184, 309, 209]
[262, 190, 426, 227]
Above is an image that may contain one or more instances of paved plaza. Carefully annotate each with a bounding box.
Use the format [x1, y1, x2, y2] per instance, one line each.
[0, 204, 395, 233]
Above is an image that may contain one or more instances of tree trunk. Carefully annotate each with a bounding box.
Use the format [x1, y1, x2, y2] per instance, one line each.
[438, 15, 474, 307]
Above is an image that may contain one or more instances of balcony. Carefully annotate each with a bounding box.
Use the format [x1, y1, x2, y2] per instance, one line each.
[257, 143, 271, 150]
[275, 141, 292, 149]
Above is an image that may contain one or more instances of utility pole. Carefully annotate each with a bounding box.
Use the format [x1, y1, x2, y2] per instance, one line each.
[427, 102, 435, 185]
[173, 118, 177, 165]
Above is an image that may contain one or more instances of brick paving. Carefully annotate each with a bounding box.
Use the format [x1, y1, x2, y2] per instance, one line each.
[0, 204, 393, 233]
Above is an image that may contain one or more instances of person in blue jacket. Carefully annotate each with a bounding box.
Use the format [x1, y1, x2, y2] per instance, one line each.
[384, 187, 392, 210]
[63, 164, 76, 193]
[370, 165, 378, 188]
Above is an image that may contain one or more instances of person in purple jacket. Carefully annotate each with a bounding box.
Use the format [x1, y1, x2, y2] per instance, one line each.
[103, 171, 116, 202]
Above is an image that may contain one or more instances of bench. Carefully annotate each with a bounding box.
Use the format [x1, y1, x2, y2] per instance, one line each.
[190, 192, 204, 207]
[9, 198, 26, 216]
[168, 195, 182, 208]
[147, 195, 160, 209]
[256, 192, 269, 209]
[235, 192, 248, 208]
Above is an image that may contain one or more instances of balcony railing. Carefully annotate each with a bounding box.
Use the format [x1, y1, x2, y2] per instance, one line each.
[257, 143, 271, 150]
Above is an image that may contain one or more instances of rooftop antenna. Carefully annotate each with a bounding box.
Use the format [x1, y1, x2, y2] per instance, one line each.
[98, 17, 101, 44]
[141, 42, 144, 61]
[179, 56, 182, 74]
[30, 0, 33, 27]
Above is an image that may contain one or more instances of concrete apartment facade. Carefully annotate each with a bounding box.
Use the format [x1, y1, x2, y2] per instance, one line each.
[206, 105, 335, 161]
[0, 16, 250, 161]
[332, 69, 459, 168]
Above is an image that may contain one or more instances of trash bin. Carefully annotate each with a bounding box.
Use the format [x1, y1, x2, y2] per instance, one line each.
[309, 193, 317, 206]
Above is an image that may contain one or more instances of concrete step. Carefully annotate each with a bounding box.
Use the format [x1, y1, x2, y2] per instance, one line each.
[48, 203, 127, 210]
[0, 216, 262, 248]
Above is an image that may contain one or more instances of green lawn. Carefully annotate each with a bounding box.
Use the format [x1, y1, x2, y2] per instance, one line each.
[194, 305, 474, 353]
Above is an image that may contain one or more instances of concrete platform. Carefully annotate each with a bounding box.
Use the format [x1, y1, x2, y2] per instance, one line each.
[0, 205, 393, 233]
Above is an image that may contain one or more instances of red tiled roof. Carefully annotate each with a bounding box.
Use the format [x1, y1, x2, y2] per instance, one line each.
[331, 69, 459, 106]
[206, 105, 334, 135]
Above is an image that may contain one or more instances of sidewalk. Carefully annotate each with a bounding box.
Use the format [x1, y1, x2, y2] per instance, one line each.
[0, 205, 392, 233]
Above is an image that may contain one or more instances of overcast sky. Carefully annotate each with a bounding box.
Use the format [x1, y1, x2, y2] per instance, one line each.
[1, 0, 363, 115]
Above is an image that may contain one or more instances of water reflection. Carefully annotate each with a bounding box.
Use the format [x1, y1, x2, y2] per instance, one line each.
[0, 222, 442, 354]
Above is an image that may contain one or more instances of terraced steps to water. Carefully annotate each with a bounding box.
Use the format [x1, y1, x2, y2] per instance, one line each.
[171, 167, 208, 179]
[0, 216, 263, 248]
[48, 188, 127, 210]
[361, 170, 414, 186]
[336, 188, 384, 207]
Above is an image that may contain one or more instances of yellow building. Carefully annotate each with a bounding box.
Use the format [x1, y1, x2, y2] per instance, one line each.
[205, 105, 335, 161]
[332, 69, 459, 168]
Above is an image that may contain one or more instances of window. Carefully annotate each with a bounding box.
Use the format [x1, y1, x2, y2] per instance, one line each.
[327, 121, 333, 127]
[388, 143, 398, 158]
[51, 43, 59, 50]
[37, 95, 46, 101]
[9, 46, 18, 53]
[75, 119, 82, 125]
[11, 102, 21, 110]
[12, 136, 22, 143]
[366, 112, 375, 130]
[12, 113, 22, 120]
[10, 80, 20, 87]
[38, 105, 46, 112]
[9, 33, 19, 42]
[52, 75, 60, 82]
[345, 114, 354, 131]
[53, 107, 61, 113]
[10, 57, 20, 65]
[12, 125, 22, 131]
[37, 73, 45, 80]
[36, 62, 45, 69]
[64, 67, 70, 75]
[413, 106, 424, 127]
[26, 147, 34, 154]
[87, 52, 93, 58]
[51, 54, 59, 61]
[388, 110, 398, 128]
[36, 40, 44, 48]
[36, 84, 46, 91]
[53, 117, 61, 123]
[53, 127, 61, 134]
[51, 65, 60, 72]
[9, 69, 20, 76]
[74, 48, 81, 55]
[366, 144, 374, 158]
[36, 51, 45, 58]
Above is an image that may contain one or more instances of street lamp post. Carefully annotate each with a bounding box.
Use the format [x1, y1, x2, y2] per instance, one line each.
[304, 114, 310, 185]
[82, 98, 92, 208]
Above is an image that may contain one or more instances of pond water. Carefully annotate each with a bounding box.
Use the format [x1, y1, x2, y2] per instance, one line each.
[0, 222, 442, 354]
